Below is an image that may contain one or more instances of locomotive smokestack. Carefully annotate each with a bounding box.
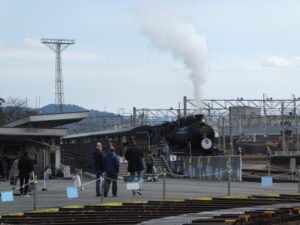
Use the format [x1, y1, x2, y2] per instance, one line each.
[136, 5, 208, 110]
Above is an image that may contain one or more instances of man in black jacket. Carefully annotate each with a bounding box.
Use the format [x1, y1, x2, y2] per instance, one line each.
[18, 151, 33, 197]
[125, 141, 144, 195]
[92, 142, 104, 196]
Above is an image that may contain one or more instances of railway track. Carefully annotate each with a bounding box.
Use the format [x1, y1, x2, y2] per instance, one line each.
[2, 194, 300, 225]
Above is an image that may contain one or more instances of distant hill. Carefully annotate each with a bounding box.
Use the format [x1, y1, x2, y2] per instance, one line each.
[41, 104, 115, 117]
[40, 104, 122, 133]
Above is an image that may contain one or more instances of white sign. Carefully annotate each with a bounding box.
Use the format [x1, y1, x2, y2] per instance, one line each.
[170, 155, 177, 162]
[127, 182, 139, 190]
[120, 157, 127, 163]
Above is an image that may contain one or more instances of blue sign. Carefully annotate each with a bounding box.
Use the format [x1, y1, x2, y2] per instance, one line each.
[1, 191, 14, 202]
[261, 177, 273, 186]
[66, 187, 78, 198]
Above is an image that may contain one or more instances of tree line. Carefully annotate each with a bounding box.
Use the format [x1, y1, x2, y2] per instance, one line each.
[0, 97, 32, 126]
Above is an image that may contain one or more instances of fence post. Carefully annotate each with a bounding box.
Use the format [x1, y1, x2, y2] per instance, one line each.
[298, 169, 300, 193]
[33, 180, 37, 210]
[163, 173, 166, 200]
[42, 171, 48, 191]
[227, 169, 232, 196]
[101, 177, 105, 204]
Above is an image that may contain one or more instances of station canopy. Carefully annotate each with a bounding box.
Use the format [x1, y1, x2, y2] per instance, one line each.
[3, 112, 89, 129]
[0, 112, 89, 138]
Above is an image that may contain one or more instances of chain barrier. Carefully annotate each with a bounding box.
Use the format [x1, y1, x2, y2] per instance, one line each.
[272, 171, 292, 178]
[1, 167, 298, 211]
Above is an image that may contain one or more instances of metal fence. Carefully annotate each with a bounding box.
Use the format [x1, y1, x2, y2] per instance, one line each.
[171, 156, 242, 181]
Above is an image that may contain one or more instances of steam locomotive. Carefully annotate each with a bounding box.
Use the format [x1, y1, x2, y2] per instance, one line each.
[149, 114, 218, 155]
[61, 114, 218, 171]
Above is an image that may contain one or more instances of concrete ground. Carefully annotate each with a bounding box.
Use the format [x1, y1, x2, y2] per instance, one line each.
[0, 176, 299, 214]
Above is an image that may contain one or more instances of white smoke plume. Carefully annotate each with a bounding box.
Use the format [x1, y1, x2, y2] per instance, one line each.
[136, 6, 208, 109]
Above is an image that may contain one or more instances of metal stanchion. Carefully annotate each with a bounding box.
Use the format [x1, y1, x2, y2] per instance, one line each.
[101, 177, 105, 204]
[80, 168, 83, 190]
[298, 170, 300, 193]
[227, 169, 232, 196]
[33, 180, 37, 210]
[42, 171, 48, 191]
[163, 173, 166, 200]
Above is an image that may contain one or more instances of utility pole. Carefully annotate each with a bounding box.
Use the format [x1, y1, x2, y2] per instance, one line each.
[132, 107, 137, 126]
[222, 116, 226, 152]
[229, 108, 234, 155]
[292, 94, 299, 153]
[218, 117, 222, 151]
[41, 39, 75, 113]
[183, 96, 187, 117]
[263, 93, 267, 137]
[281, 102, 286, 152]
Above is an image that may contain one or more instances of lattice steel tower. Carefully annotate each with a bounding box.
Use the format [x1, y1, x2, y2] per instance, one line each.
[41, 39, 75, 113]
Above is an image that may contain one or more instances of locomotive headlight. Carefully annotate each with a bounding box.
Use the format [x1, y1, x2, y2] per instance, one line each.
[201, 119, 207, 123]
[201, 138, 212, 150]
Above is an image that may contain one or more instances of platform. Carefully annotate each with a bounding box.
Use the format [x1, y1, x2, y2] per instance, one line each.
[0, 176, 299, 215]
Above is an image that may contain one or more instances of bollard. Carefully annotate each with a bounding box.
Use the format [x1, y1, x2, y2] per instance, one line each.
[227, 169, 232, 196]
[298, 170, 300, 193]
[101, 177, 105, 204]
[163, 173, 166, 200]
[42, 171, 48, 191]
[33, 180, 37, 210]
[80, 168, 83, 188]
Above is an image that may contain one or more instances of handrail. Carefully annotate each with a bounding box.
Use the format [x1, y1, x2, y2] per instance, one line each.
[160, 155, 173, 176]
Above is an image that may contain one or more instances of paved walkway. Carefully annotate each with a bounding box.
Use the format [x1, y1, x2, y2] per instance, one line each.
[0, 176, 298, 214]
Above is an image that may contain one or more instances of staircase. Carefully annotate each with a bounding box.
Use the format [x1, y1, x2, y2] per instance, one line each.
[119, 162, 129, 176]
[119, 156, 173, 176]
[153, 156, 172, 175]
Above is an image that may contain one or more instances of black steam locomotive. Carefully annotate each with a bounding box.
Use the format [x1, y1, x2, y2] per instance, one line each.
[150, 114, 217, 156]
[61, 114, 218, 171]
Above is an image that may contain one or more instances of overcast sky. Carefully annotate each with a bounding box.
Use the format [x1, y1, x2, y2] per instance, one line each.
[1, 0, 300, 113]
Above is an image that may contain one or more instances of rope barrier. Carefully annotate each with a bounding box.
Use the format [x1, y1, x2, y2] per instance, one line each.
[9, 179, 36, 194]
[1, 169, 297, 199]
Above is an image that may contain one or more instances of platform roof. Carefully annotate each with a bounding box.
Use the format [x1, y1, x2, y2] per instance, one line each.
[0, 127, 67, 137]
[3, 111, 89, 128]
[63, 126, 136, 139]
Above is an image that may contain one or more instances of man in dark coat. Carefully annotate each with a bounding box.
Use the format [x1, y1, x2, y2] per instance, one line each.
[103, 147, 119, 197]
[92, 142, 104, 196]
[125, 142, 144, 195]
[18, 151, 33, 197]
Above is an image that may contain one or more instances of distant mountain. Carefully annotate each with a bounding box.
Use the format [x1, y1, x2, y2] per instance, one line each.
[41, 104, 86, 114]
[40, 104, 115, 117]
[40, 104, 129, 133]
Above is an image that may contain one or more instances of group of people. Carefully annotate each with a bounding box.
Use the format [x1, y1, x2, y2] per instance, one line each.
[3, 142, 148, 198]
[4, 151, 34, 197]
[236, 146, 273, 158]
[92, 142, 119, 197]
[92, 140, 146, 197]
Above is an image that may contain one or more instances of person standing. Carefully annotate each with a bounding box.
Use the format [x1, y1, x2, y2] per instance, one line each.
[125, 141, 144, 195]
[1, 156, 8, 181]
[18, 151, 33, 197]
[103, 147, 119, 197]
[10, 157, 19, 190]
[266, 146, 272, 158]
[92, 142, 104, 197]
[145, 152, 154, 174]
